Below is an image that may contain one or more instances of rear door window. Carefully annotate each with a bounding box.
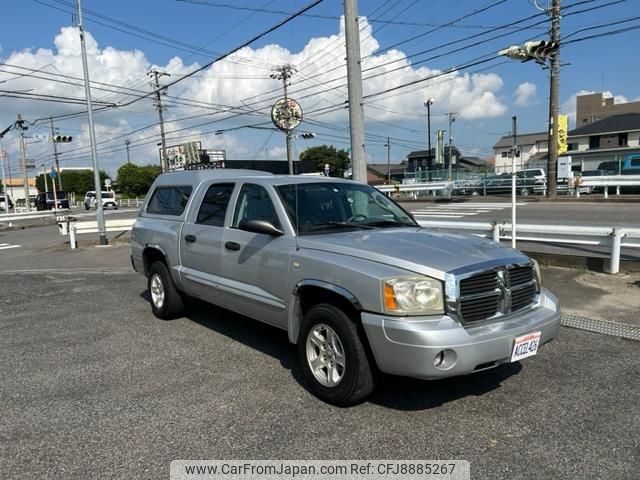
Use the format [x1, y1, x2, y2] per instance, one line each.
[146, 186, 193, 216]
[196, 183, 234, 227]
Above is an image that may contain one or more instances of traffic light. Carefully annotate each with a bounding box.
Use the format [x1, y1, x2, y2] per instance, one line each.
[53, 135, 73, 143]
[300, 132, 315, 139]
[523, 40, 547, 60]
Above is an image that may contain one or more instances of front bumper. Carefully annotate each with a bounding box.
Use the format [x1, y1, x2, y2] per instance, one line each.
[361, 288, 560, 380]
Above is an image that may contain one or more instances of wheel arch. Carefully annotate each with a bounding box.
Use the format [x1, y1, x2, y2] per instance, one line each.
[288, 280, 363, 344]
[142, 244, 170, 277]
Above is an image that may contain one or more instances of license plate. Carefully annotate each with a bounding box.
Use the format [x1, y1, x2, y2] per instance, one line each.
[511, 331, 541, 362]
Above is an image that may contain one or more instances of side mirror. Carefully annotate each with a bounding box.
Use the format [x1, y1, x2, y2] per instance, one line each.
[238, 219, 284, 236]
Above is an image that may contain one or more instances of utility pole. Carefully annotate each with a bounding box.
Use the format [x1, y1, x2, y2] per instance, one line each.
[0, 138, 8, 216]
[125, 139, 131, 163]
[448, 112, 457, 181]
[271, 65, 295, 174]
[386, 137, 391, 184]
[344, 0, 366, 183]
[49, 117, 62, 190]
[546, 0, 561, 198]
[77, 0, 107, 245]
[148, 69, 170, 172]
[16, 114, 30, 212]
[511, 116, 517, 249]
[424, 98, 434, 181]
[42, 165, 49, 193]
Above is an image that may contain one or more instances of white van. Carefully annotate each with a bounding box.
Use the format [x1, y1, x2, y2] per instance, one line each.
[84, 191, 118, 210]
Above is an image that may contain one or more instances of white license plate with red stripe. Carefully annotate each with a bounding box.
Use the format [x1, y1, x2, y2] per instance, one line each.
[511, 331, 541, 362]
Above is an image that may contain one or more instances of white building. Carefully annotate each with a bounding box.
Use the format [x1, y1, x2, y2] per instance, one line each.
[492, 132, 548, 173]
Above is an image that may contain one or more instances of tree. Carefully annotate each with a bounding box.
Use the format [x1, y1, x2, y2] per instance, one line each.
[299, 145, 350, 177]
[35, 169, 109, 194]
[117, 163, 161, 197]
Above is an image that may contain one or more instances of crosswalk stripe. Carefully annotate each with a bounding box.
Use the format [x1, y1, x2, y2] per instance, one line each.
[0, 244, 21, 250]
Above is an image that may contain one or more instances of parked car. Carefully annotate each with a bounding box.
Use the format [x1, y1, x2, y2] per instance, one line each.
[35, 191, 69, 210]
[596, 161, 619, 175]
[579, 169, 610, 194]
[131, 170, 561, 406]
[0, 194, 13, 211]
[84, 190, 118, 210]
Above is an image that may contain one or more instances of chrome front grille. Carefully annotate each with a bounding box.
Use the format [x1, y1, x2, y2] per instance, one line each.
[457, 264, 537, 324]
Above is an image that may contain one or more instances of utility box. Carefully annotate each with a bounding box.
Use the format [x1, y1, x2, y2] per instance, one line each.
[557, 155, 572, 179]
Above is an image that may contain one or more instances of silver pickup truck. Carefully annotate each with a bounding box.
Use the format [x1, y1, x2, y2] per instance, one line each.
[131, 169, 560, 405]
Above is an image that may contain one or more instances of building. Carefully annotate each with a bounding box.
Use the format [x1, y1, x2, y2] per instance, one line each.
[576, 92, 640, 126]
[406, 147, 490, 174]
[493, 132, 548, 173]
[2, 177, 37, 202]
[366, 161, 408, 185]
[567, 112, 640, 170]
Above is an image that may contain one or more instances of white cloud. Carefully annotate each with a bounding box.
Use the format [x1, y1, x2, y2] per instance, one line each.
[0, 19, 510, 173]
[514, 82, 537, 107]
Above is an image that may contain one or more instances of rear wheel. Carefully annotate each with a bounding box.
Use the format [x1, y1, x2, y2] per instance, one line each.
[148, 261, 184, 320]
[298, 303, 374, 406]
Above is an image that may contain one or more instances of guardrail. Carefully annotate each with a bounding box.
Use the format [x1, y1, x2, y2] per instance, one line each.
[576, 174, 640, 198]
[417, 220, 640, 274]
[0, 209, 70, 223]
[376, 182, 453, 198]
[64, 218, 136, 249]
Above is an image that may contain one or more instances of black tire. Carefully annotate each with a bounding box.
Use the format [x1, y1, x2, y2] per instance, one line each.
[148, 261, 184, 320]
[298, 303, 374, 406]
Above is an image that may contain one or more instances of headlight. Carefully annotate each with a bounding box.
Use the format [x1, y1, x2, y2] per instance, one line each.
[382, 276, 444, 315]
[532, 259, 542, 292]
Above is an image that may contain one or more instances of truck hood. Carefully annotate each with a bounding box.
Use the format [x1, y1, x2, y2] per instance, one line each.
[297, 227, 529, 279]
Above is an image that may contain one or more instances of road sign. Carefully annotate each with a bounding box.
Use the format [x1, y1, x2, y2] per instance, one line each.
[105, 178, 112, 188]
[0, 150, 6, 159]
[50, 167, 57, 178]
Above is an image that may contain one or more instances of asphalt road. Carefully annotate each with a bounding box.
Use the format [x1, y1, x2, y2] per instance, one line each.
[401, 199, 640, 227]
[0, 247, 638, 479]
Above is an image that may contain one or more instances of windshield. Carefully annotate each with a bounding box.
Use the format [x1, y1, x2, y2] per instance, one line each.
[46, 191, 67, 199]
[276, 182, 417, 235]
[101, 192, 114, 198]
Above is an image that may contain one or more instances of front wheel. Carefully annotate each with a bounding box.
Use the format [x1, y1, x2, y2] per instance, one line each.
[298, 303, 374, 406]
[148, 261, 184, 320]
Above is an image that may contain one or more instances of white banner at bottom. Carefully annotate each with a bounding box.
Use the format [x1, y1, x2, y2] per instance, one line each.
[171, 460, 470, 480]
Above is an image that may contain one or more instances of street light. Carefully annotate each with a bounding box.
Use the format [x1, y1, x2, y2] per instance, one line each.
[424, 98, 435, 181]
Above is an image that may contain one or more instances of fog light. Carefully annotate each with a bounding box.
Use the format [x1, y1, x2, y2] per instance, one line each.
[434, 351, 445, 367]
[433, 349, 457, 370]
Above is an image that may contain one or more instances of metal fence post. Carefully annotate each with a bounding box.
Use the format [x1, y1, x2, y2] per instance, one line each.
[616, 186, 620, 196]
[609, 228, 623, 274]
[604, 187, 609, 199]
[70, 225, 77, 249]
[492, 222, 500, 242]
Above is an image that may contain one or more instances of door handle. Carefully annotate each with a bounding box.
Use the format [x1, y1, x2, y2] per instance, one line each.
[225, 241, 241, 251]
[184, 234, 197, 243]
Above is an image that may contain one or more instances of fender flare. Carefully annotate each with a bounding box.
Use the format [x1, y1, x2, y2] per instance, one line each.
[288, 279, 363, 343]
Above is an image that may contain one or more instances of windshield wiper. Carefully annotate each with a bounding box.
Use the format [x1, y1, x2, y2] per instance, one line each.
[303, 221, 375, 232]
[363, 219, 417, 228]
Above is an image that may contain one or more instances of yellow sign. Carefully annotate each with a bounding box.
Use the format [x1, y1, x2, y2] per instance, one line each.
[557, 114, 568, 155]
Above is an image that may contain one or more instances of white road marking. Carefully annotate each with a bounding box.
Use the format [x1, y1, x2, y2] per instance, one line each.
[410, 202, 526, 218]
[0, 243, 21, 251]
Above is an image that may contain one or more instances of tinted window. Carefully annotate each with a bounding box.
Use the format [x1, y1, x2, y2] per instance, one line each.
[196, 183, 234, 227]
[146, 186, 192, 216]
[233, 184, 280, 229]
[631, 158, 640, 167]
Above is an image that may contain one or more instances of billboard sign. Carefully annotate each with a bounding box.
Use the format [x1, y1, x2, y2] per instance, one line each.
[161, 141, 202, 171]
[557, 114, 568, 155]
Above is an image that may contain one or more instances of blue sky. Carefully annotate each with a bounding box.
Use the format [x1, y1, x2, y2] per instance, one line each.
[1, 0, 638, 176]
